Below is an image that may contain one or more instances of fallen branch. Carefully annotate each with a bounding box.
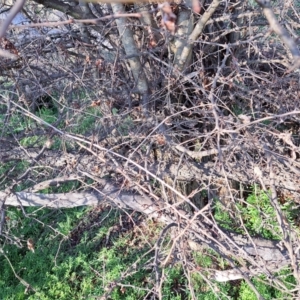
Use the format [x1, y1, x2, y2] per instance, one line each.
[1, 186, 298, 281]
[1, 145, 299, 195]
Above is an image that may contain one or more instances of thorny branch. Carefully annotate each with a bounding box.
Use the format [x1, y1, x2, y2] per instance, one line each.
[255, 0, 300, 64]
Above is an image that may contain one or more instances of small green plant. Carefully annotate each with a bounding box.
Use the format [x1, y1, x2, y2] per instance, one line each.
[212, 186, 298, 299]
[70, 107, 102, 135]
[214, 186, 295, 240]
[238, 187, 281, 239]
[118, 116, 134, 136]
[0, 161, 30, 191]
[214, 201, 241, 232]
[238, 272, 295, 300]
[36, 107, 58, 124]
[1, 183, 298, 300]
[0, 208, 159, 300]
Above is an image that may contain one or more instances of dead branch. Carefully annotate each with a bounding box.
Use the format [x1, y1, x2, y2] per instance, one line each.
[255, 0, 300, 62]
[0, 0, 26, 39]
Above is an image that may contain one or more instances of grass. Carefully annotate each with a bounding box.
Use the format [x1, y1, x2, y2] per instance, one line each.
[68, 106, 102, 136]
[0, 95, 109, 162]
[3, 185, 295, 299]
[214, 185, 297, 240]
[0, 207, 161, 299]
[213, 186, 298, 299]
[0, 161, 30, 191]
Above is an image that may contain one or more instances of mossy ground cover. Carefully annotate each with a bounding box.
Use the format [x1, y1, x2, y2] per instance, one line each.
[1, 186, 298, 299]
[1, 206, 154, 299]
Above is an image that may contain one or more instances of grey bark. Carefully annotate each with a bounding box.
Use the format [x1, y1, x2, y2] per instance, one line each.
[1, 146, 299, 195]
[111, 3, 149, 96]
[176, 0, 221, 72]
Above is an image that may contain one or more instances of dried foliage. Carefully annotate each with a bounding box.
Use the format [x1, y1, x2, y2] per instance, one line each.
[1, 0, 300, 298]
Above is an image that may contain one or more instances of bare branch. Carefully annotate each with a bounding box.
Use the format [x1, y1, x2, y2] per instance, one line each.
[0, 0, 26, 38]
[255, 0, 300, 62]
[176, 0, 221, 71]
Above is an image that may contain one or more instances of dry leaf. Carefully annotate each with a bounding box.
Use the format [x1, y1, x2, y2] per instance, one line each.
[91, 100, 102, 107]
[27, 238, 35, 253]
[155, 134, 166, 145]
[0, 37, 19, 56]
[72, 102, 81, 109]
[147, 26, 157, 48]
[238, 114, 251, 124]
[253, 166, 263, 178]
[45, 139, 53, 149]
[160, 3, 177, 33]
[192, 0, 201, 13]
[95, 59, 104, 71]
